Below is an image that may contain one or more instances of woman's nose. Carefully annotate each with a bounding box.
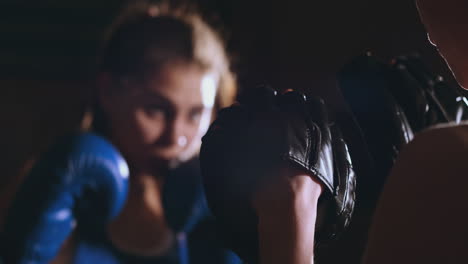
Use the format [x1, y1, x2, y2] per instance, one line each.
[163, 116, 188, 147]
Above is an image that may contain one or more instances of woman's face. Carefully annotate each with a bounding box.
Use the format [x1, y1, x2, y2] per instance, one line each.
[416, 0, 468, 89]
[101, 62, 217, 172]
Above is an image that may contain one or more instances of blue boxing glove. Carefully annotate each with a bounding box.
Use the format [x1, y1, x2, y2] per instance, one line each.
[0, 133, 129, 264]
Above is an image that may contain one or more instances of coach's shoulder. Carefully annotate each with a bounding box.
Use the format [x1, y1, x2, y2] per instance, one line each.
[409, 122, 468, 155]
[389, 122, 468, 187]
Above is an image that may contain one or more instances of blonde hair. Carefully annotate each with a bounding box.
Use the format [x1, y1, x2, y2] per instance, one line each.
[100, 0, 236, 109]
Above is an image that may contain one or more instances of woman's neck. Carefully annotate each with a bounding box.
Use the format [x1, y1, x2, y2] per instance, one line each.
[107, 170, 175, 257]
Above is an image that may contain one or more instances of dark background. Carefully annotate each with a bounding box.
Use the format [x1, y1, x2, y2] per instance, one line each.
[0, 0, 453, 262]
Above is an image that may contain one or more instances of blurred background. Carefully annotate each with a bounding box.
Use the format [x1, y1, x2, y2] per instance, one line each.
[0, 0, 455, 262]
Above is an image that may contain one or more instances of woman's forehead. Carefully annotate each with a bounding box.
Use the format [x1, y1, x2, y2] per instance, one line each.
[140, 63, 216, 107]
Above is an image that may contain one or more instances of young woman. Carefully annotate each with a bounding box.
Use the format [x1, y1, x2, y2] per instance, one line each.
[2, 1, 240, 264]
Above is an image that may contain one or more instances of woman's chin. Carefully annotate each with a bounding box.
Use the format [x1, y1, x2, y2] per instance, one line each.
[150, 148, 184, 163]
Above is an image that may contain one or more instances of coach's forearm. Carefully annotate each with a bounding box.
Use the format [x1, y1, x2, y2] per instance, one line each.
[253, 171, 322, 264]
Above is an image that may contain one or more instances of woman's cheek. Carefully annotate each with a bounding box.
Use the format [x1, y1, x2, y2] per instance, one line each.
[185, 126, 200, 148]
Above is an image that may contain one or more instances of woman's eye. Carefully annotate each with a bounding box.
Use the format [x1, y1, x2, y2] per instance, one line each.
[188, 110, 203, 123]
[145, 104, 165, 116]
